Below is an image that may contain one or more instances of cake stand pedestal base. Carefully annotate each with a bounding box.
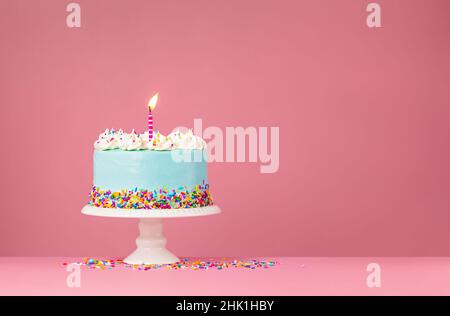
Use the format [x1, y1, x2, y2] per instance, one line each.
[124, 218, 179, 265]
[81, 204, 221, 265]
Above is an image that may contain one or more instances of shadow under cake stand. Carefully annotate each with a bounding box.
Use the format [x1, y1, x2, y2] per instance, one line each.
[81, 205, 221, 264]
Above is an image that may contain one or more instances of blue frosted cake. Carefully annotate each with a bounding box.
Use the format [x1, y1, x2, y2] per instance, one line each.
[88, 129, 213, 209]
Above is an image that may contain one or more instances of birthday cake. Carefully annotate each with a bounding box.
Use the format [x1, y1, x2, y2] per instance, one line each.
[88, 129, 213, 210]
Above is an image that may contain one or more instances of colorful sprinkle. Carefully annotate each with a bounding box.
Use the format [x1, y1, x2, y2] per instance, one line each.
[68, 258, 279, 271]
[88, 183, 213, 209]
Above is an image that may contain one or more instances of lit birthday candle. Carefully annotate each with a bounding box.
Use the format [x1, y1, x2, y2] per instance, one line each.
[147, 93, 159, 142]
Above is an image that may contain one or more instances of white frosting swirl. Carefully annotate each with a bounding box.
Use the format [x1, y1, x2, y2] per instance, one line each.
[149, 132, 174, 151]
[119, 130, 146, 151]
[168, 129, 206, 150]
[94, 128, 122, 150]
[94, 129, 206, 151]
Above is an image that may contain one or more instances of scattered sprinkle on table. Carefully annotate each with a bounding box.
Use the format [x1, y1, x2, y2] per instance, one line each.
[64, 258, 279, 271]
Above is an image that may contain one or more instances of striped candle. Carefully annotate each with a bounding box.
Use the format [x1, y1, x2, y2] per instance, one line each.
[147, 93, 159, 142]
[148, 110, 153, 141]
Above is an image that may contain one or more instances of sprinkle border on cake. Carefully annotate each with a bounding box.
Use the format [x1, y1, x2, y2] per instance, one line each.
[89, 182, 213, 209]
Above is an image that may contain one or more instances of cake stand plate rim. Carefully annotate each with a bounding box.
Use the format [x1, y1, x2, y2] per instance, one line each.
[81, 204, 221, 218]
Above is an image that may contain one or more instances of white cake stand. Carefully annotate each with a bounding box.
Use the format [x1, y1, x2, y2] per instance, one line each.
[81, 205, 221, 264]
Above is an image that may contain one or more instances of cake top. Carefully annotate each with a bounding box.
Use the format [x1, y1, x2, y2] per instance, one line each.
[94, 129, 206, 151]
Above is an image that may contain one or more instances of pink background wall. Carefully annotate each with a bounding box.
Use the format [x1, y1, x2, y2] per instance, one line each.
[1, 0, 449, 257]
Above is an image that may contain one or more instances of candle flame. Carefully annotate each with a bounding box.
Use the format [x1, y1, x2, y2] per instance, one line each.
[148, 93, 159, 111]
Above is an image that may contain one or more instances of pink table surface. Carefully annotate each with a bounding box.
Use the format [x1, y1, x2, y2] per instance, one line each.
[1, 257, 450, 296]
